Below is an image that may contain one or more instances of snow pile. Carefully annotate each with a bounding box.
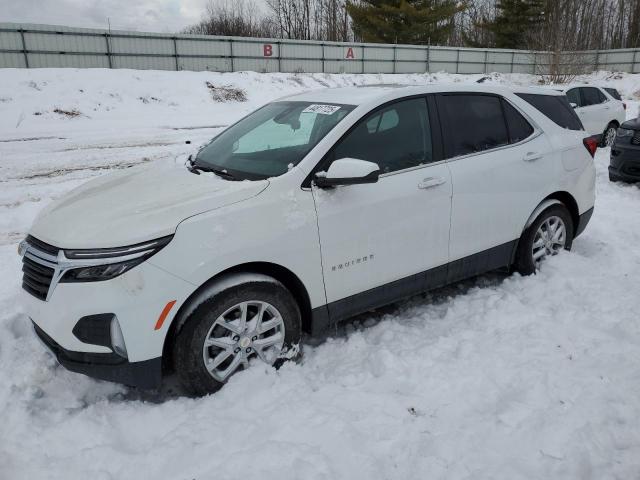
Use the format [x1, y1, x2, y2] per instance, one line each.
[1, 68, 640, 479]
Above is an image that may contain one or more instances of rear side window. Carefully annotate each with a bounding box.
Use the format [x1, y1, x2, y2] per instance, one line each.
[604, 87, 622, 101]
[582, 87, 605, 106]
[502, 100, 534, 143]
[515, 93, 583, 131]
[437, 94, 509, 157]
[566, 88, 582, 106]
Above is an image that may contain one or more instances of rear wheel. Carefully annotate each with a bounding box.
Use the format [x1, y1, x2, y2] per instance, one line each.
[173, 279, 302, 396]
[601, 123, 617, 147]
[515, 204, 574, 275]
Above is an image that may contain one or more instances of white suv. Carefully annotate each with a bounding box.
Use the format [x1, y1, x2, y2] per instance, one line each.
[20, 85, 596, 395]
[556, 84, 626, 146]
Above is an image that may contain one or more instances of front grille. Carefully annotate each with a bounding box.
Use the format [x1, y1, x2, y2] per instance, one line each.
[22, 255, 55, 300]
[632, 131, 640, 145]
[21, 236, 60, 301]
[25, 235, 59, 256]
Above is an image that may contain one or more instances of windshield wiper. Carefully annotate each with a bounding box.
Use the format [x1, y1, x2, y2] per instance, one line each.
[187, 156, 237, 180]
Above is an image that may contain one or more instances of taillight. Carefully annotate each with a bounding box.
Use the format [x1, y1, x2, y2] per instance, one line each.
[583, 136, 598, 158]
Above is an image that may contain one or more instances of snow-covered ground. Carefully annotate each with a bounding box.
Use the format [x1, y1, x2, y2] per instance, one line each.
[1, 68, 639, 479]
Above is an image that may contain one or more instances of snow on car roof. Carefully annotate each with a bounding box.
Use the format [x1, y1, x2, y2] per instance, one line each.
[280, 83, 564, 106]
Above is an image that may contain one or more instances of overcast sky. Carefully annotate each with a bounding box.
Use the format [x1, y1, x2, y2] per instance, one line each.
[0, 0, 213, 33]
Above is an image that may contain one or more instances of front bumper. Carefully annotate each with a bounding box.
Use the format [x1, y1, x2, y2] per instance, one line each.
[610, 143, 640, 182]
[33, 321, 162, 389]
[22, 252, 195, 388]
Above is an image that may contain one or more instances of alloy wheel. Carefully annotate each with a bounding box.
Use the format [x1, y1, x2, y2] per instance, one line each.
[532, 215, 567, 266]
[604, 126, 617, 147]
[202, 301, 285, 382]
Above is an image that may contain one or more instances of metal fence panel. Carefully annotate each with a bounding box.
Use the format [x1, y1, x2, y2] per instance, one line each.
[363, 60, 393, 73]
[176, 38, 230, 57]
[281, 58, 322, 73]
[0, 31, 23, 50]
[24, 31, 107, 53]
[395, 47, 425, 62]
[178, 56, 230, 71]
[1, 23, 638, 75]
[281, 42, 322, 59]
[363, 46, 394, 61]
[110, 36, 173, 55]
[323, 59, 361, 73]
[0, 51, 26, 67]
[394, 61, 425, 73]
[27, 53, 109, 68]
[112, 55, 175, 70]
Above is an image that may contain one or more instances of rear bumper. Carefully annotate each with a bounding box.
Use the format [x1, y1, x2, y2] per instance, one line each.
[33, 321, 162, 389]
[610, 144, 640, 181]
[575, 207, 594, 238]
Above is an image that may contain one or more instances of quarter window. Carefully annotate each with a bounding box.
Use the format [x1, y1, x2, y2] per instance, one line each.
[330, 98, 432, 174]
[502, 100, 534, 143]
[437, 94, 509, 157]
[515, 93, 583, 131]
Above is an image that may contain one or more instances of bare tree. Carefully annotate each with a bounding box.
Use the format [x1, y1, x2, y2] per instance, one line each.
[184, 0, 278, 37]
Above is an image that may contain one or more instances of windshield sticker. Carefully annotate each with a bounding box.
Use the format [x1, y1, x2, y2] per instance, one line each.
[303, 104, 341, 115]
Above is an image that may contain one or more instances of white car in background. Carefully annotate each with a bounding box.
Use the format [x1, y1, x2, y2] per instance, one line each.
[556, 84, 626, 146]
[20, 84, 597, 395]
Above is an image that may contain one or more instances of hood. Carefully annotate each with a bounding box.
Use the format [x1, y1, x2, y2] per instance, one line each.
[30, 160, 269, 248]
[621, 117, 640, 131]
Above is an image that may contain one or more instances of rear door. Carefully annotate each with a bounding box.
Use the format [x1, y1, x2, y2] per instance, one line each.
[577, 87, 609, 134]
[436, 93, 553, 278]
[311, 96, 452, 319]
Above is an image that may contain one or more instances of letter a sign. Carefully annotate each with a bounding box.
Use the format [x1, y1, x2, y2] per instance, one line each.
[263, 44, 273, 57]
[345, 47, 355, 59]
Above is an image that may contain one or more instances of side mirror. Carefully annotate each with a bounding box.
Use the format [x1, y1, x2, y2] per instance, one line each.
[570, 102, 578, 109]
[314, 158, 380, 188]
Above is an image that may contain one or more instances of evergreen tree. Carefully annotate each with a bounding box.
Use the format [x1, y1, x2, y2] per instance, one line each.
[346, 0, 466, 44]
[482, 0, 545, 49]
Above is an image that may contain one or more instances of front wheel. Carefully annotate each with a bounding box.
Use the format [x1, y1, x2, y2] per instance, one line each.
[514, 204, 574, 275]
[173, 278, 302, 396]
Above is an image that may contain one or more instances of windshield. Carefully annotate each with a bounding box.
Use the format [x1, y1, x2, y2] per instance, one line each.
[195, 101, 355, 179]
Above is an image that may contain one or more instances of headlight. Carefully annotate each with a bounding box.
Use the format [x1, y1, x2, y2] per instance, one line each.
[617, 128, 634, 137]
[59, 235, 172, 283]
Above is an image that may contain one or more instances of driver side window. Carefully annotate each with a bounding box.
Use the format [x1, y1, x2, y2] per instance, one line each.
[330, 98, 432, 174]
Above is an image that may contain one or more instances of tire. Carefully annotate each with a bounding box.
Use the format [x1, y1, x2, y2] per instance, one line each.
[514, 204, 574, 276]
[601, 123, 617, 147]
[173, 279, 302, 396]
[609, 173, 620, 183]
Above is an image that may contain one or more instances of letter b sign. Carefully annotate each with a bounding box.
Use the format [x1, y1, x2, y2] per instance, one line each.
[263, 44, 273, 57]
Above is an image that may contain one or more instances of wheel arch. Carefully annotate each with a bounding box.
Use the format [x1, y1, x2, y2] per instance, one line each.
[162, 262, 313, 370]
[523, 191, 580, 235]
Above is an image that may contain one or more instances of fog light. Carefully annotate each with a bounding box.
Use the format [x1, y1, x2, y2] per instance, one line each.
[110, 317, 128, 358]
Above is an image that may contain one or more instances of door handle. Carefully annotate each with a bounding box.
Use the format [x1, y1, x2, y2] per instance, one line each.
[418, 176, 446, 189]
[523, 151, 542, 162]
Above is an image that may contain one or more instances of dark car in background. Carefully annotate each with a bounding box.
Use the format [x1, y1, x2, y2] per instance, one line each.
[610, 117, 640, 183]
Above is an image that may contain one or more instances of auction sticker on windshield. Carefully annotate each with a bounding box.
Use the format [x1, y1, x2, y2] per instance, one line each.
[302, 104, 342, 115]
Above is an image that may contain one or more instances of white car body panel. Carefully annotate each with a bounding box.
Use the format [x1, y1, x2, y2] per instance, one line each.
[312, 162, 452, 302]
[21, 83, 597, 378]
[30, 161, 268, 248]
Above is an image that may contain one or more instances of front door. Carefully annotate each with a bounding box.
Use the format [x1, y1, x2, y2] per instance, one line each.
[311, 97, 452, 320]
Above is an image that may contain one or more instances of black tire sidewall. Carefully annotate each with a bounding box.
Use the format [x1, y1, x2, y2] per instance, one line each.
[173, 280, 301, 396]
[515, 205, 574, 275]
